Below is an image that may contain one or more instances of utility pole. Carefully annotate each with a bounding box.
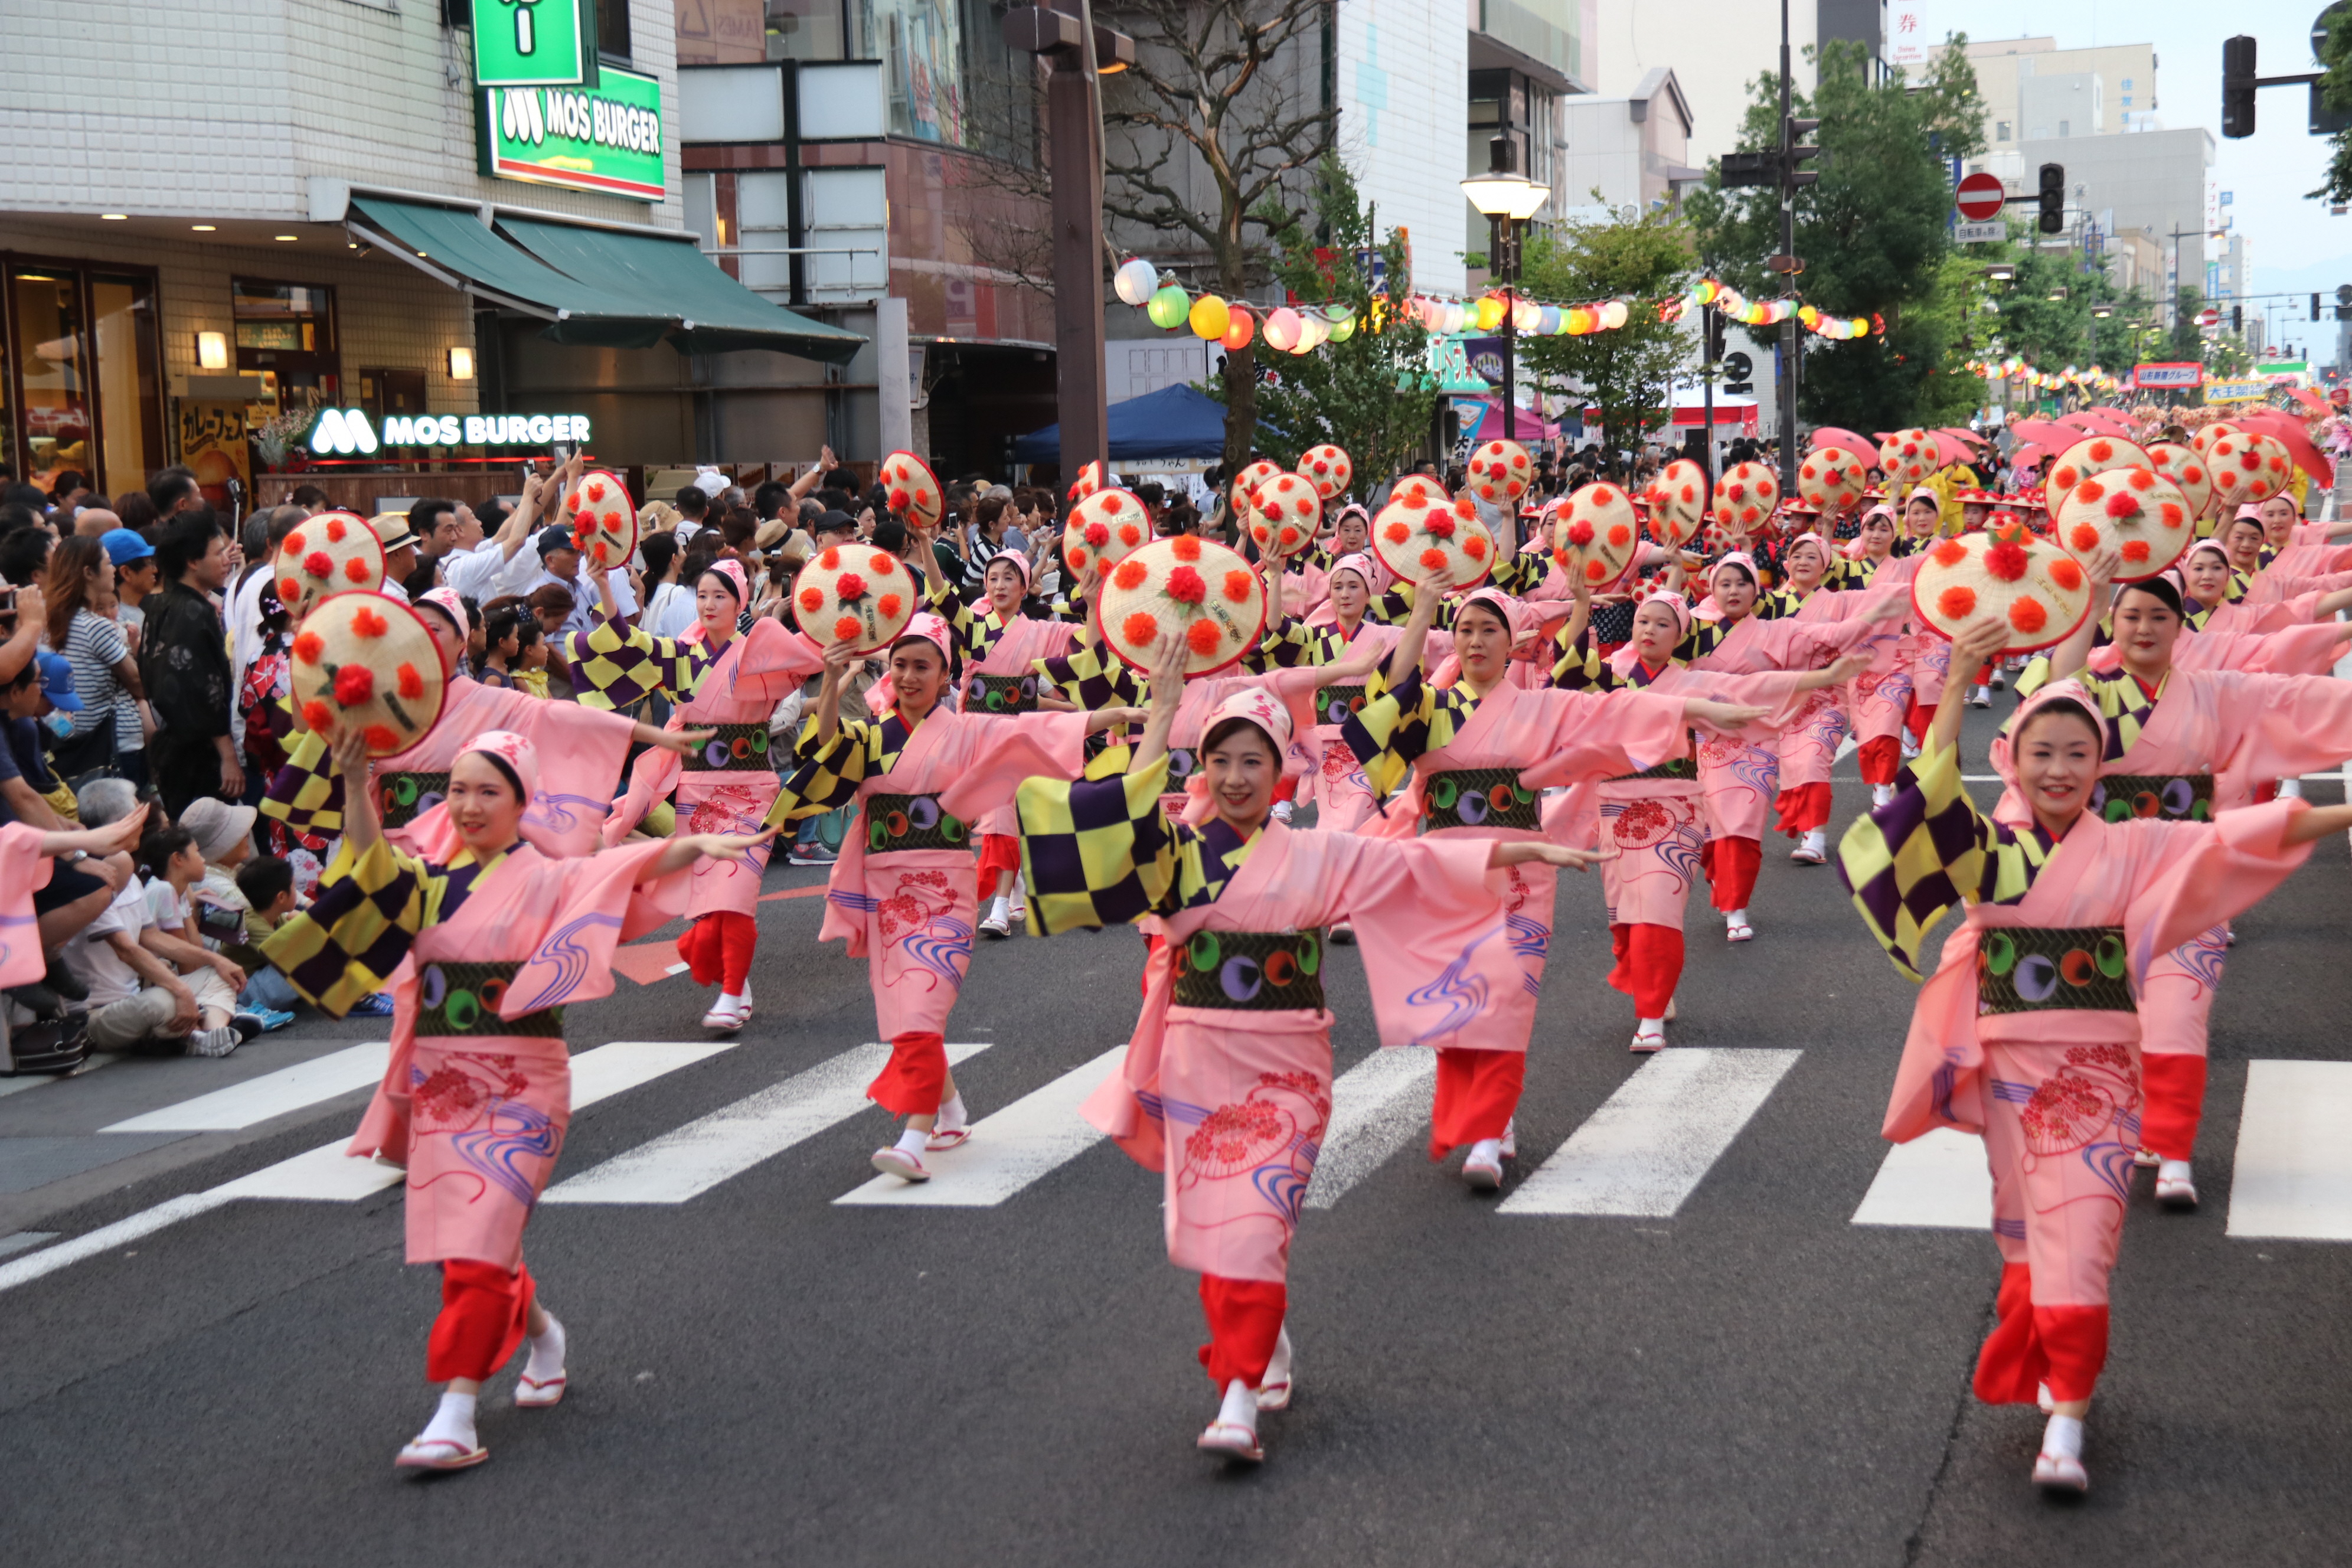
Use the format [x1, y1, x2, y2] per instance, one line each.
[1774, 0, 1819, 485]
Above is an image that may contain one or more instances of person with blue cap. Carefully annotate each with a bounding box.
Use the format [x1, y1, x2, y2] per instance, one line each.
[100, 527, 158, 649]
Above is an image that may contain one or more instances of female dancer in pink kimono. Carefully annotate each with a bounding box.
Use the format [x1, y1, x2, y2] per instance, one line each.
[1840, 615, 2351, 1493]
[1635, 551, 1899, 940]
[1551, 586, 1865, 1049]
[774, 613, 1140, 1181]
[913, 529, 1082, 936]
[567, 560, 824, 1030]
[263, 724, 773, 1472]
[2018, 557, 2352, 1208]
[262, 587, 705, 860]
[1344, 574, 1766, 1185]
[1016, 638, 1599, 1462]
[1290, 553, 1453, 837]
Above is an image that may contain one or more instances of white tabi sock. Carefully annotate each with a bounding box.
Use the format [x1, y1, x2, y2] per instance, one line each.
[935, 1093, 968, 1132]
[988, 895, 1011, 923]
[1217, 1377, 1260, 1432]
[1636, 1017, 1666, 1032]
[1009, 873, 1027, 907]
[422, 1390, 478, 1449]
[1465, 1136, 1502, 1167]
[716, 991, 746, 1011]
[1871, 783, 1896, 808]
[1801, 829, 1827, 855]
[523, 1316, 566, 1384]
[1725, 907, 1749, 926]
[1264, 1325, 1293, 1386]
[894, 1126, 929, 1157]
[2041, 1412, 2084, 1461]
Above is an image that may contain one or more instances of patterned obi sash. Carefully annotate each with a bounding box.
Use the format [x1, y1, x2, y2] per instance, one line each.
[1171, 928, 1327, 1012]
[865, 792, 969, 852]
[1422, 767, 1540, 832]
[1314, 684, 1367, 725]
[682, 723, 773, 772]
[1977, 926, 2133, 1017]
[380, 770, 449, 829]
[964, 672, 1038, 714]
[2090, 773, 2212, 824]
[417, 960, 564, 1037]
[1608, 754, 1698, 784]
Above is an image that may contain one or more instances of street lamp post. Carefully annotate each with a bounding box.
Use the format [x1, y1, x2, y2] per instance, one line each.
[1462, 135, 1550, 447]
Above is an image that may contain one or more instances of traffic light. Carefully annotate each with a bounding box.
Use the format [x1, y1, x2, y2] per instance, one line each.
[1703, 308, 1727, 364]
[2337, 284, 2351, 322]
[2223, 35, 2258, 139]
[2037, 164, 2066, 234]
[2315, 292, 2324, 322]
[1785, 116, 1821, 189]
[2233, 305, 2245, 333]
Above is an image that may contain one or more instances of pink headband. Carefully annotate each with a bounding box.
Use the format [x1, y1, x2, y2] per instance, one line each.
[988, 547, 1031, 587]
[1784, 531, 1829, 561]
[702, 558, 749, 602]
[2234, 503, 2263, 522]
[456, 729, 538, 802]
[894, 610, 952, 660]
[1204, 685, 1293, 756]
[416, 585, 468, 635]
[1908, 486, 1942, 507]
[1636, 587, 1693, 638]
[1329, 551, 1377, 589]
[1711, 550, 1760, 589]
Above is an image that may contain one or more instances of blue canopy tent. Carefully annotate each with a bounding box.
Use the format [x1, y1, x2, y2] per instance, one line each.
[1011, 382, 1235, 463]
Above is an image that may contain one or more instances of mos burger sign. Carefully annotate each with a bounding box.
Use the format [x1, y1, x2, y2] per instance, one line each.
[306, 408, 594, 455]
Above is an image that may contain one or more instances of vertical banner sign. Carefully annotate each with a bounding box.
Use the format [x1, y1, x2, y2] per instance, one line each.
[481, 66, 666, 201]
[472, 0, 596, 89]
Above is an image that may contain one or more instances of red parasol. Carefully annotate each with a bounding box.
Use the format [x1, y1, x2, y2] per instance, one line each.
[2007, 418, 2075, 449]
[1810, 427, 1880, 465]
[2227, 408, 2334, 486]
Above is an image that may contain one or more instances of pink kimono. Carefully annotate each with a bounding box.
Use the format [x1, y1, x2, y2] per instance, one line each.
[1296, 616, 1448, 833]
[1351, 670, 1686, 1154]
[0, 825, 48, 989]
[1868, 741, 2311, 1405]
[1992, 667, 2352, 1164]
[1158, 667, 1322, 824]
[965, 612, 1077, 845]
[809, 704, 1087, 1115]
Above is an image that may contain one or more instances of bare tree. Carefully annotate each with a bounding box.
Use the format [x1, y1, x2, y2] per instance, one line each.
[1099, 0, 1335, 471]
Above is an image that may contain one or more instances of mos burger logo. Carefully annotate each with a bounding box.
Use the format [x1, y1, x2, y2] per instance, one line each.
[306, 407, 596, 455]
[306, 408, 379, 456]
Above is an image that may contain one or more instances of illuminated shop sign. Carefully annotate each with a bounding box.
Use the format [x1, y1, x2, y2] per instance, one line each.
[306, 408, 592, 455]
[480, 65, 665, 201]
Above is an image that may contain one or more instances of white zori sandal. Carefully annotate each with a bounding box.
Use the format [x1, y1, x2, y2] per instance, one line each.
[1631, 1020, 1667, 1053]
[1197, 1378, 1264, 1463]
[2032, 1414, 2088, 1493]
[394, 1436, 487, 1471]
[1724, 910, 1755, 943]
[1255, 1327, 1295, 1412]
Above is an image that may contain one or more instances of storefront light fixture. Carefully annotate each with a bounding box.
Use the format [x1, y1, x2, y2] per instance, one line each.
[101, 213, 128, 221]
[1460, 137, 1550, 223]
[191, 224, 216, 233]
[447, 346, 476, 381]
[275, 234, 298, 242]
[195, 331, 230, 371]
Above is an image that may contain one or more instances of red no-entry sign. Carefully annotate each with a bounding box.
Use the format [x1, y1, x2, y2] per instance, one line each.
[1955, 171, 2007, 223]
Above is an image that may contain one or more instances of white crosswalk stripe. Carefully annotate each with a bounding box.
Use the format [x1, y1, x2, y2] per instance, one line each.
[1500, 1048, 1801, 1217]
[0, 1041, 730, 1294]
[1850, 1128, 1994, 1230]
[545, 1042, 991, 1205]
[2227, 1059, 2352, 1240]
[1305, 1046, 1438, 1210]
[837, 1046, 1123, 1208]
[101, 1043, 391, 1132]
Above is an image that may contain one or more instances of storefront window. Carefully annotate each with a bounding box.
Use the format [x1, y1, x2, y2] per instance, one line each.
[766, 0, 845, 61]
[9, 267, 93, 491]
[854, 0, 1035, 165]
[90, 274, 163, 498]
[232, 278, 340, 410]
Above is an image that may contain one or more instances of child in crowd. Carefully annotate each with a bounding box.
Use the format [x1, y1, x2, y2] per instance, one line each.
[124, 825, 263, 1056]
[177, 798, 295, 1028]
[231, 854, 305, 1015]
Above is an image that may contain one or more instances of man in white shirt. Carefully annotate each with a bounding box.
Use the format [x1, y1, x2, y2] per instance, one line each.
[371, 511, 422, 603]
[227, 505, 308, 753]
[526, 524, 637, 640]
[445, 466, 573, 606]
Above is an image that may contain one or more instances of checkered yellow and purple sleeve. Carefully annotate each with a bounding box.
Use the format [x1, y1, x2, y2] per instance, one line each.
[257, 838, 437, 1017]
[765, 716, 880, 828]
[1550, 626, 1618, 691]
[1342, 667, 1466, 801]
[1487, 548, 1547, 597]
[1014, 753, 1182, 933]
[560, 615, 697, 712]
[1035, 642, 1143, 711]
[259, 728, 343, 835]
[1837, 740, 2049, 981]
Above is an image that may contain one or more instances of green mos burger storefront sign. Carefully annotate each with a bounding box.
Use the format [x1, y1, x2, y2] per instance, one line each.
[480, 66, 665, 201]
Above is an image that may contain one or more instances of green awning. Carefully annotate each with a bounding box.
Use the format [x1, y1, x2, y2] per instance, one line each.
[496, 216, 867, 363]
[349, 197, 671, 349]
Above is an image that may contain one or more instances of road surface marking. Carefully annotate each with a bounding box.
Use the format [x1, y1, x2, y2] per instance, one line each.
[837, 1046, 1121, 1208]
[1304, 1047, 1437, 1210]
[100, 1043, 391, 1132]
[1850, 1127, 1993, 1230]
[2228, 1059, 2352, 1240]
[1500, 1048, 1801, 1217]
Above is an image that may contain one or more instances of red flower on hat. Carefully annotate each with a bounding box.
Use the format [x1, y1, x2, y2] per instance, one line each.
[1566, 519, 1595, 547]
[285, 531, 308, 557]
[799, 586, 825, 613]
[1400, 491, 1426, 511]
[1384, 521, 1410, 544]
[1114, 559, 1148, 590]
[1427, 514, 1457, 540]
[2009, 596, 2048, 635]
[820, 548, 841, 570]
[364, 724, 401, 751]
[344, 559, 372, 583]
[334, 665, 374, 705]
[1464, 536, 1488, 561]
[325, 518, 347, 544]
[2053, 465, 2080, 491]
[1187, 619, 1223, 656]
[352, 606, 389, 638]
[278, 576, 300, 602]
[1117, 522, 1142, 547]
[2128, 469, 2154, 491]
[1223, 570, 1253, 603]
[293, 631, 325, 665]
[836, 573, 867, 601]
[2160, 503, 2184, 528]
[1122, 611, 1160, 646]
[1167, 566, 1207, 605]
[1171, 536, 1202, 562]
[2049, 558, 2084, 592]
[834, 616, 863, 642]
[1585, 560, 1611, 583]
[878, 593, 903, 619]
[2069, 524, 2102, 553]
[301, 700, 334, 731]
[585, 479, 606, 502]
[2088, 440, 2113, 462]
[1938, 585, 1977, 620]
[2103, 492, 2138, 520]
[2242, 450, 2262, 471]
[2121, 540, 2151, 564]
[890, 488, 911, 511]
[2074, 477, 2103, 502]
[1084, 522, 1110, 547]
[1985, 541, 2029, 583]
[1608, 524, 1631, 548]
[1419, 548, 1446, 571]
[1932, 539, 1968, 569]
[1726, 483, 1745, 501]
[1478, 484, 1498, 500]
[396, 662, 424, 700]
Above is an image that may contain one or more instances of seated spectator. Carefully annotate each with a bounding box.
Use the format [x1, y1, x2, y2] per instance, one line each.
[232, 854, 303, 1013]
[133, 824, 263, 1054]
[180, 798, 295, 1028]
[54, 796, 243, 1058]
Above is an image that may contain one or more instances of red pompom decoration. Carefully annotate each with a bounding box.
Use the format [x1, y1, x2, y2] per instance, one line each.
[1187, 619, 1223, 656]
[834, 616, 862, 642]
[2049, 558, 2084, 592]
[1166, 566, 1206, 605]
[1113, 560, 1149, 591]
[878, 593, 903, 618]
[799, 587, 825, 612]
[364, 724, 401, 752]
[352, 606, 390, 638]
[1122, 611, 1160, 645]
[2121, 540, 2151, 563]
[1384, 521, 1410, 544]
[333, 665, 374, 705]
[293, 632, 325, 664]
[1937, 585, 1978, 619]
[301, 700, 334, 731]
[396, 662, 424, 700]
[1426, 514, 1456, 540]
[1984, 541, 2029, 583]
[1932, 539, 1968, 568]
[2103, 491, 2137, 519]
[1171, 536, 1203, 561]
[1420, 549, 1448, 571]
[835, 572, 867, 601]
[344, 559, 373, 583]
[1223, 570, 1253, 603]
[2008, 597, 2047, 635]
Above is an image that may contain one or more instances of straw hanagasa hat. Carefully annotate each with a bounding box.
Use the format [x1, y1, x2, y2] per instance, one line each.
[1060, 487, 1152, 578]
[275, 511, 385, 622]
[2052, 467, 2194, 582]
[1909, 517, 2093, 655]
[288, 592, 449, 757]
[793, 544, 920, 654]
[1096, 535, 1268, 677]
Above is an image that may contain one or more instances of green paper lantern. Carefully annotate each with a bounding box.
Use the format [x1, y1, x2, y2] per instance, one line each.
[1146, 283, 1190, 329]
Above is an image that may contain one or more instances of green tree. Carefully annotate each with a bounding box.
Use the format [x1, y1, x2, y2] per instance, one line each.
[1231, 157, 1438, 492]
[2167, 286, 2206, 361]
[1684, 38, 1987, 433]
[1512, 209, 1697, 455]
[2313, 10, 2352, 204]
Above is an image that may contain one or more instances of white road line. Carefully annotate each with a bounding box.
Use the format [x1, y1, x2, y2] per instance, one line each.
[1499, 1048, 1801, 1217]
[545, 1041, 991, 1205]
[1850, 1127, 1993, 1230]
[2228, 1060, 2352, 1241]
[837, 1046, 1121, 1208]
[1304, 1046, 1437, 1210]
[100, 1043, 391, 1132]
[0, 1041, 731, 1294]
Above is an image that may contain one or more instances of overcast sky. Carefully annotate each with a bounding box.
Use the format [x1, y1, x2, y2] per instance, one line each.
[1911, 0, 2350, 352]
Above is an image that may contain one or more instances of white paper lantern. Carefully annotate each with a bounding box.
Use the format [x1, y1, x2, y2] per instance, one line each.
[1113, 257, 1158, 308]
[1292, 312, 1328, 354]
[1600, 299, 1629, 330]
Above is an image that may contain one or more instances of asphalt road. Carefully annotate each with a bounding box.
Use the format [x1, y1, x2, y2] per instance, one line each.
[5, 703, 2352, 1567]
